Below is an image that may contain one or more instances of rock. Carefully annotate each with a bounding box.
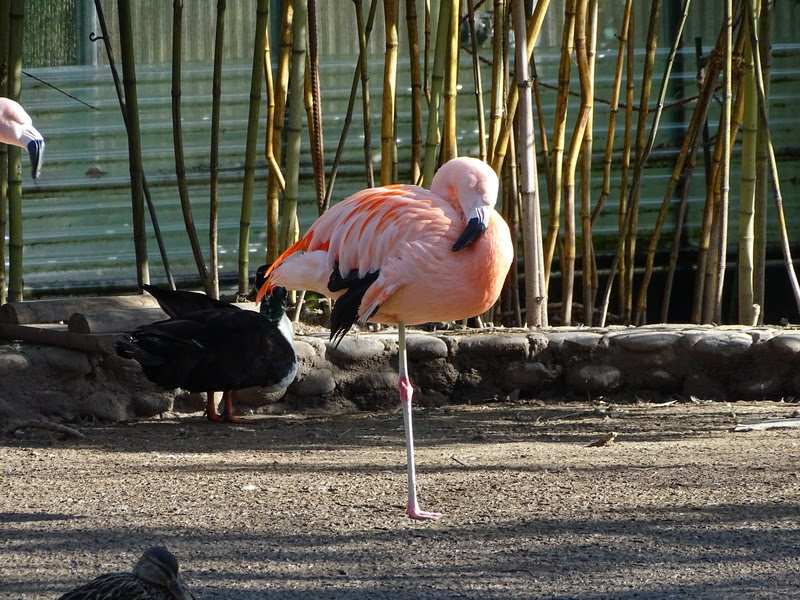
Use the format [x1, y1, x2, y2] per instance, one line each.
[43, 347, 91, 374]
[292, 368, 336, 396]
[325, 337, 385, 363]
[683, 330, 753, 358]
[0, 352, 30, 375]
[456, 335, 529, 358]
[682, 373, 726, 401]
[413, 360, 459, 391]
[132, 391, 173, 418]
[173, 392, 206, 414]
[735, 378, 781, 399]
[235, 387, 288, 408]
[353, 371, 400, 392]
[528, 333, 550, 356]
[504, 361, 561, 391]
[566, 364, 623, 394]
[642, 368, 681, 391]
[547, 331, 603, 355]
[609, 330, 682, 352]
[768, 333, 800, 359]
[293, 340, 320, 361]
[80, 391, 130, 422]
[406, 335, 449, 360]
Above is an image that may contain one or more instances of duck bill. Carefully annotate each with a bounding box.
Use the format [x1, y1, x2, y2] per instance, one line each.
[452, 204, 489, 251]
[27, 138, 44, 180]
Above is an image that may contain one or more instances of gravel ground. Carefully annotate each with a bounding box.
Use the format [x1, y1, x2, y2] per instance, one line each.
[2, 400, 799, 599]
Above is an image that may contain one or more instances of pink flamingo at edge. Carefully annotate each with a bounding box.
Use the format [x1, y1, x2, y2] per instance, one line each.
[0, 97, 45, 180]
[257, 156, 514, 520]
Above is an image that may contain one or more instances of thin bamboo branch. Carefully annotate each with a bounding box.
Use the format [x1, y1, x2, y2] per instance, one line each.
[580, 0, 597, 325]
[237, 0, 269, 296]
[308, 0, 326, 214]
[487, 0, 505, 161]
[209, 0, 226, 298]
[406, 0, 422, 183]
[424, 0, 431, 104]
[466, 0, 486, 161]
[172, 0, 213, 296]
[380, 0, 399, 185]
[512, 0, 546, 326]
[262, 18, 281, 267]
[326, 0, 378, 205]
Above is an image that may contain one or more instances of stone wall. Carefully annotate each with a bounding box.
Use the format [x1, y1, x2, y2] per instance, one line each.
[2, 324, 799, 425]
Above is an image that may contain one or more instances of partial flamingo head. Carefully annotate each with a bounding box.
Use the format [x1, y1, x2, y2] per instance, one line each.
[430, 157, 499, 251]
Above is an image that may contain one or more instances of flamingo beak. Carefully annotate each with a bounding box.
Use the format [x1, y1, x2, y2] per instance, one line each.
[27, 138, 44, 180]
[452, 204, 489, 251]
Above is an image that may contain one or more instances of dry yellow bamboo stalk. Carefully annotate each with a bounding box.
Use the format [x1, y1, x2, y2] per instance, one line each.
[442, 0, 460, 163]
[380, 0, 399, 185]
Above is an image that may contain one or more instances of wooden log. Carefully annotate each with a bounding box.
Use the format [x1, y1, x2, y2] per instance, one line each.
[0, 295, 160, 324]
[0, 323, 123, 354]
[68, 308, 168, 334]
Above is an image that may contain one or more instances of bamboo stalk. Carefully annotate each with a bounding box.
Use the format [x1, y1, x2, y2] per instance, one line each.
[209, 0, 226, 297]
[423, 0, 431, 104]
[531, 58, 552, 195]
[442, 0, 461, 163]
[381, 0, 399, 185]
[512, 0, 546, 327]
[507, 130, 522, 327]
[561, 0, 591, 326]
[172, 0, 213, 296]
[262, 15, 280, 267]
[580, 0, 597, 325]
[465, 0, 486, 161]
[630, 0, 693, 325]
[590, 0, 632, 226]
[6, 0, 23, 301]
[282, 0, 307, 250]
[266, 0, 293, 263]
[325, 0, 378, 206]
[422, 0, 452, 185]
[0, 1, 11, 303]
[116, 0, 149, 289]
[487, 0, 504, 161]
[745, 0, 800, 315]
[753, 0, 774, 322]
[738, 0, 760, 324]
[543, 0, 575, 286]
[308, 0, 326, 214]
[406, 0, 422, 183]
[237, 0, 269, 296]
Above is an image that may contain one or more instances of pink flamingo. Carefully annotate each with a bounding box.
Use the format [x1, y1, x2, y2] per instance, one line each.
[0, 97, 44, 179]
[258, 157, 513, 520]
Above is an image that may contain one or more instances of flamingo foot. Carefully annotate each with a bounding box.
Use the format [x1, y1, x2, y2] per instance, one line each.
[406, 504, 444, 521]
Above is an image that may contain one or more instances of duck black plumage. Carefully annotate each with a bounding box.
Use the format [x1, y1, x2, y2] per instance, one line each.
[57, 546, 195, 600]
[116, 267, 297, 422]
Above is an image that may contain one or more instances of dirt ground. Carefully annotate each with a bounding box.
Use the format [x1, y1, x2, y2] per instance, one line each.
[1, 399, 799, 599]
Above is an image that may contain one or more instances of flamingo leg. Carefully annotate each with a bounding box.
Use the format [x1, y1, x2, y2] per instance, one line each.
[398, 323, 443, 520]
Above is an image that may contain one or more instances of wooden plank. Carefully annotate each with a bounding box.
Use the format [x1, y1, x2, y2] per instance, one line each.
[0, 295, 160, 324]
[733, 418, 800, 432]
[0, 323, 124, 354]
[68, 308, 169, 334]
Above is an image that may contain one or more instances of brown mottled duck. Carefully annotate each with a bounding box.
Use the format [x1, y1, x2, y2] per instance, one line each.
[57, 546, 195, 600]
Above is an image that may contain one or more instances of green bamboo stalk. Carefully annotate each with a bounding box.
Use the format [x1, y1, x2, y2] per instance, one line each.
[237, 0, 269, 297]
[380, 0, 399, 185]
[590, 0, 632, 226]
[308, 0, 326, 214]
[512, 0, 546, 327]
[266, 0, 293, 263]
[487, 0, 504, 161]
[561, 0, 591, 326]
[745, 0, 800, 315]
[422, 0, 453, 185]
[580, 0, 597, 325]
[6, 0, 23, 302]
[753, 0, 773, 323]
[442, 0, 460, 163]
[0, 1, 10, 304]
[738, 0, 759, 325]
[630, 0, 692, 325]
[282, 0, 307, 249]
[117, 0, 149, 289]
[172, 0, 213, 296]
[623, 0, 661, 323]
[466, 0, 486, 161]
[209, 0, 226, 297]
[406, 0, 422, 183]
[543, 0, 575, 286]
[325, 0, 378, 205]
